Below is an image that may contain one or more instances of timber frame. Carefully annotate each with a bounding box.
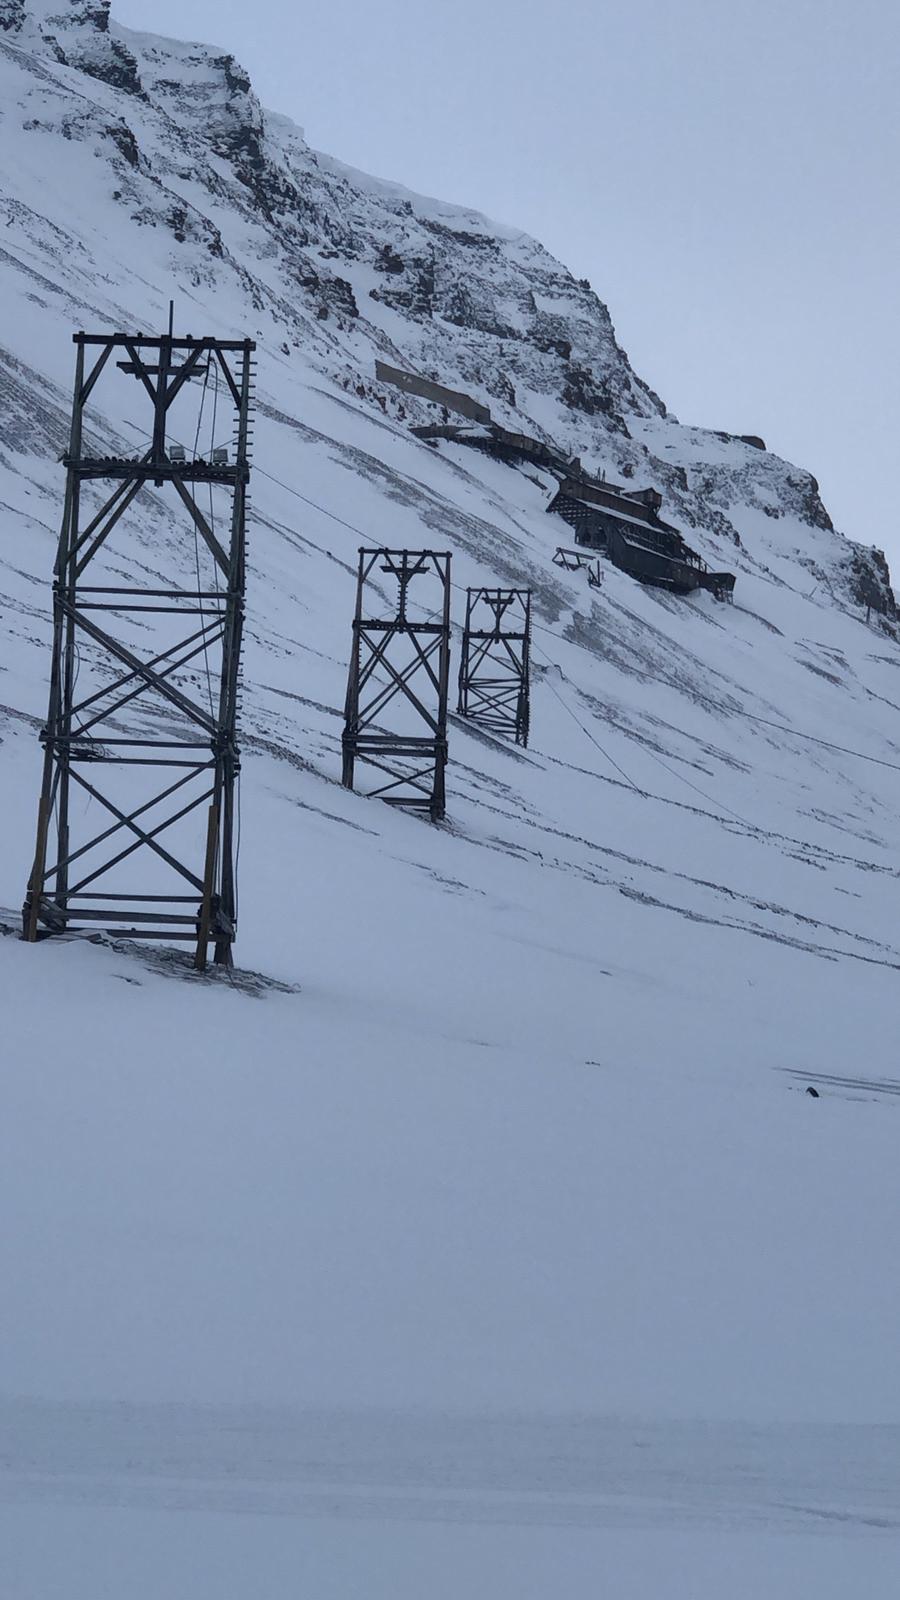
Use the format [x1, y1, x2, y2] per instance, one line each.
[22, 329, 255, 969]
[342, 548, 451, 821]
[457, 587, 531, 747]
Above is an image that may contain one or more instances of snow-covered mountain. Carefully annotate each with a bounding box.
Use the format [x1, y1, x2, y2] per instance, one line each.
[3, 5, 900, 1595]
[1, 0, 894, 613]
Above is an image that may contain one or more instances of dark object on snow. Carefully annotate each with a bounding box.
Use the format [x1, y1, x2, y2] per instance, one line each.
[806, 1086, 820, 1098]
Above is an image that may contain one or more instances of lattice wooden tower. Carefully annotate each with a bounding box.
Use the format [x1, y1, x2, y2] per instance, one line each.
[457, 587, 531, 746]
[342, 549, 452, 821]
[23, 327, 255, 969]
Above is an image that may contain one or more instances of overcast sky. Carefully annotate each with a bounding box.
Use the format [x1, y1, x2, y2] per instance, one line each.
[115, 0, 900, 562]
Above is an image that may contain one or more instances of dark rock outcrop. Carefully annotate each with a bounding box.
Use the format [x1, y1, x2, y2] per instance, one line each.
[0, 0, 25, 32]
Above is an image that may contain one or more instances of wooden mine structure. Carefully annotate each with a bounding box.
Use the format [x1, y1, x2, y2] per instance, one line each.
[375, 361, 492, 424]
[342, 549, 452, 820]
[552, 547, 604, 588]
[23, 326, 255, 969]
[410, 410, 737, 601]
[548, 477, 735, 600]
[458, 587, 532, 746]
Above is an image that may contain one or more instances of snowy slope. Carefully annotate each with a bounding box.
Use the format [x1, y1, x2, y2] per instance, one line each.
[2, 4, 900, 1596]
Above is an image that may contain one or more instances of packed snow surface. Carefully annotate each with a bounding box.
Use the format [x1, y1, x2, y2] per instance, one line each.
[1, 3, 899, 1594]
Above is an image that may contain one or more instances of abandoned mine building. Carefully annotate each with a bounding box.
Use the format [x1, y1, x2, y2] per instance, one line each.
[548, 476, 736, 601]
[385, 361, 737, 602]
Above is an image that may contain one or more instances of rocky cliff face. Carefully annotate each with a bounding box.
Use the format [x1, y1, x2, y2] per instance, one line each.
[0, 0, 893, 616]
[9, 0, 143, 91]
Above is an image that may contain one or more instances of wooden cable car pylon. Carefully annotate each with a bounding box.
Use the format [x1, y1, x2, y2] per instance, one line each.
[457, 586, 532, 747]
[22, 324, 255, 971]
[342, 548, 452, 821]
